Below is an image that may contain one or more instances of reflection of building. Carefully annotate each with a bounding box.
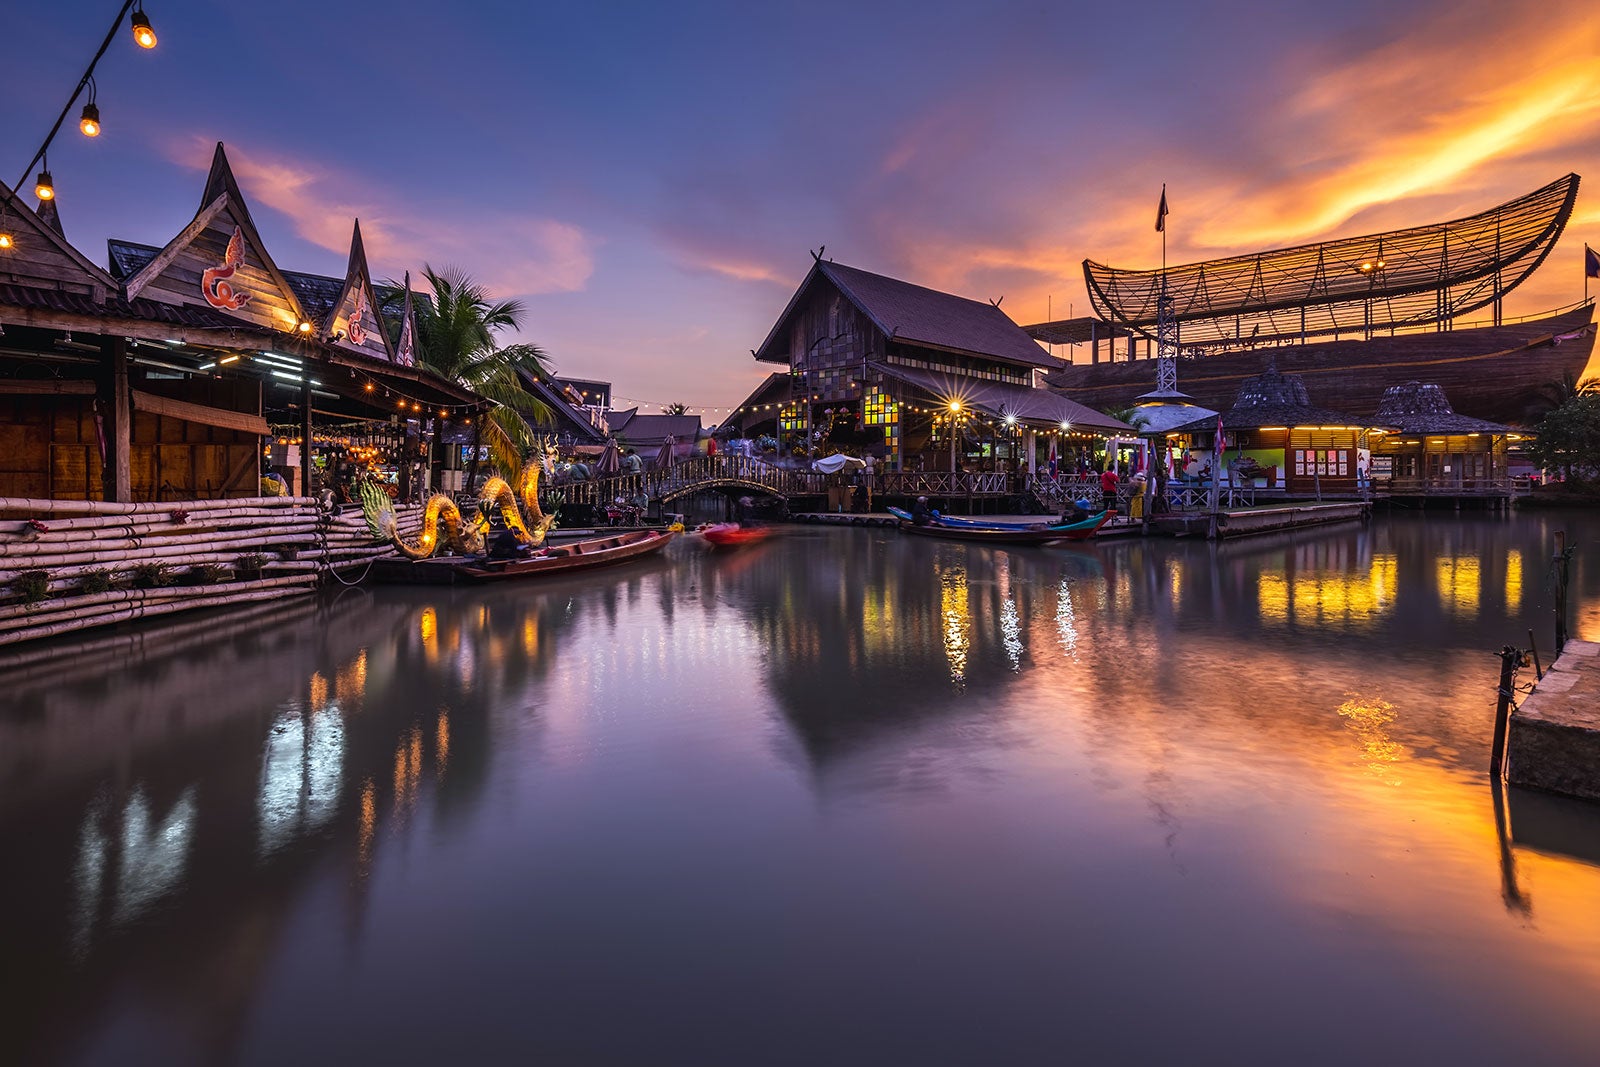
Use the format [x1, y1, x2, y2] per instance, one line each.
[750, 259, 1128, 470]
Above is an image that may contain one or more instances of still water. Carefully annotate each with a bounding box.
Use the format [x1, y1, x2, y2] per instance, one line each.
[4, 513, 1600, 1065]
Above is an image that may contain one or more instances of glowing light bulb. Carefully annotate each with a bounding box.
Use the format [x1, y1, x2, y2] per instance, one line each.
[35, 171, 54, 201]
[79, 103, 101, 137]
[0, 233, 13, 250]
[130, 11, 157, 48]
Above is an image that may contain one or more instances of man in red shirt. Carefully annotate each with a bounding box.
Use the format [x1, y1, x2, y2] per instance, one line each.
[1100, 467, 1119, 511]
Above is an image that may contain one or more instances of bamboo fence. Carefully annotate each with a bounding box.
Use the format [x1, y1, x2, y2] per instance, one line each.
[0, 495, 422, 648]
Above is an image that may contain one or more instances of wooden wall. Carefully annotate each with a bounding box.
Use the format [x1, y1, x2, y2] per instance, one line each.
[135, 203, 301, 333]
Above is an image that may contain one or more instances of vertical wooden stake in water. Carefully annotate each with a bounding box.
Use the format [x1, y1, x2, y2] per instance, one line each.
[1528, 628, 1543, 680]
[1489, 645, 1519, 779]
[1553, 530, 1570, 655]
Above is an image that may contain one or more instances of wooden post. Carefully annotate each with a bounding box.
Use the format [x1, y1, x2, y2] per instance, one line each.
[100, 336, 131, 503]
[1490, 645, 1522, 778]
[300, 377, 315, 497]
[1528, 628, 1543, 680]
[1553, 530, 1571, 655]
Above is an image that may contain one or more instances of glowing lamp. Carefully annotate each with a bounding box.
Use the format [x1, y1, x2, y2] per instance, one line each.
[35, 170, 54, 201]
[296, 320, 313, 334]
[1059, 419, 1071, 431]
[0, 233, 13, 251]
[79, 103, 101, 137]
[1004, 414, 1018, 427]
[130, 10, 157, 48]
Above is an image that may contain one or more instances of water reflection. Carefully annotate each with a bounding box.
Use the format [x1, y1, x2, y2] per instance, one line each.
[3, 515, 1600, 1065]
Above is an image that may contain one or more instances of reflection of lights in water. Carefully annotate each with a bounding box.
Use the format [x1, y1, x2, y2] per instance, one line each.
[940, 566, 970, 686]
[335, 650, 367, 705]
[1001, 598, 1023, 671]
[69, 793, 110, 957]
[1337, 694, 1405, 782]
[523, 617, 539, 657]
[420, 607, 438, 662]
[357, 778, 376, 877]
[1506, 549, 1523, 612]
[309, 671, 329, 712]
[257, 702, 345, 857]
[1257, 554, 1398, 626]
[393, 726, 424, 822]
[436, 711, 451, 781]
[1436, 555, 1481, 617]
[1167, 558, 1182, 608]
[113, 786, 197, 925]
[1056, 579, 1078, 656]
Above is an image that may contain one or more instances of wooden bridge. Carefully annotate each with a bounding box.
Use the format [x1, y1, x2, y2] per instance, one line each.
[554, 455, 1021, 508]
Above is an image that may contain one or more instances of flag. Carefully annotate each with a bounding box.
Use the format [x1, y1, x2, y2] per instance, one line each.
[1155, 185, 1169, 233]
[1214, 413, 1226, 466]
[1587, 243, 1600, 279]
[1047, 435, 1058, 481]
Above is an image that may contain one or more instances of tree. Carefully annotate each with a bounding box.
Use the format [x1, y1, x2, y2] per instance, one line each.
[1527, 394, 1600, 485]
[404, 265, 553, 477]
[1531, 371, 1600, 418]
[661, 402, 688, 415]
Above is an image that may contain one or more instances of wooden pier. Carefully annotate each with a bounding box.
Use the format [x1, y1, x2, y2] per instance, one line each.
[1507, 639, 1600, 802]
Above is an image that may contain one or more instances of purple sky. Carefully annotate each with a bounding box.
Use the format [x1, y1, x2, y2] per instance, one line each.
[7, 0, 1600, 419]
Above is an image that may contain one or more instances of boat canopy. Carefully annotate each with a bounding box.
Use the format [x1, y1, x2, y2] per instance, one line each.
[1082, 173, 1579, 350]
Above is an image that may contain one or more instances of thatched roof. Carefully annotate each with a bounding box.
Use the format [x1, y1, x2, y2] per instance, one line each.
[1373, 381, 1515, 435]
[1173, 358, 1362, 432]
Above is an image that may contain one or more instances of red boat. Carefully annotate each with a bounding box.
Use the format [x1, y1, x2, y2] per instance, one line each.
[700, 523, 774, 548]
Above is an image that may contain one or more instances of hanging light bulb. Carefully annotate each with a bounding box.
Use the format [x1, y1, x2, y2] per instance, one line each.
[130, 8, 157, 48]
[79, 102, 101, 137]
[35, 169, 54, 201]
[0, 233, 13, 251]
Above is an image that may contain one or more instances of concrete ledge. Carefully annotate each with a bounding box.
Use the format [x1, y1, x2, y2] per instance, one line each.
[1507, 639, 1600, 801]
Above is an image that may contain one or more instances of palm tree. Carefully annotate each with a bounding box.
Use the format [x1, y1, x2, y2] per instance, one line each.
[1104, 405, 1152, 432]
[662, 402, 688, 415]
[403, 265, 553, 477]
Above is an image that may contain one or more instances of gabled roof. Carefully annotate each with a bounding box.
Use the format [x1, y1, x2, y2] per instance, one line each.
[608, 408, 703, 445]
[394, 271, 419, 367]
[754, 259, 1059, 369]
[1173, 359, 1373, 431]
[873, 363, 1132, 434]
[0, 179, 119, 300]
[317, 220, 396, 361]
[122, 143, 308, 333]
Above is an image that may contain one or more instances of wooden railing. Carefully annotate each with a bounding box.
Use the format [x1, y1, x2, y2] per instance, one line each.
[1377, 476, 1519, 497]
[557, 456, 1019, 506]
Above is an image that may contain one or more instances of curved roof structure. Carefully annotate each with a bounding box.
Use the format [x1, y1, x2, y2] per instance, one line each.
[1083, 173, 1579, 350]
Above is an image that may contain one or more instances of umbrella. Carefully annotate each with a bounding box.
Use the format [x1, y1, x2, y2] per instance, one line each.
[595, 438, 621, 476]
[655, 434, 677, 469]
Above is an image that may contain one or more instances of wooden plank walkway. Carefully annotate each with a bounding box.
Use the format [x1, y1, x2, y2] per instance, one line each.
[1508, 640, 1600, 802]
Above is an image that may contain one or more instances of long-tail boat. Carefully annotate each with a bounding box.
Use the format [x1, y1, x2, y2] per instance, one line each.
[371, 529, 676, 585]
[888, 507, 1109, 543]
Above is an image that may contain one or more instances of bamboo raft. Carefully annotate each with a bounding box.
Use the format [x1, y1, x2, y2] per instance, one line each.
[0, 495, 422, 648]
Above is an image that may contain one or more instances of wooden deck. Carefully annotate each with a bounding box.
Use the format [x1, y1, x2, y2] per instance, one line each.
[1508, 640, 1600, 802]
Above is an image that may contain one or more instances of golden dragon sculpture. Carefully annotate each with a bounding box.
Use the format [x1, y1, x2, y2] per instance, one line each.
[362, 463, 554, 560]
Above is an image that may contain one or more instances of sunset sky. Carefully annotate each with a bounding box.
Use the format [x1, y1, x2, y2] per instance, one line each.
[7, 0, 1600, 418]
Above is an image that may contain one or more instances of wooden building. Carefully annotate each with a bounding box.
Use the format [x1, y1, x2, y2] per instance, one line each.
[1368, 381, 1520, 496]
[0, 143, 483, 504]
[1174, 360, 1383, 495]
[752, 258, 1129, 471]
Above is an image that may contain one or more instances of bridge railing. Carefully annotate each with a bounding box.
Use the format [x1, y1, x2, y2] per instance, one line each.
[556, 455, 828, 505]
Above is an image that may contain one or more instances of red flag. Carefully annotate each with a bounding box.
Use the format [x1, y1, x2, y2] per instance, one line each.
[1214, 413, 1225, 461]
[1155, 185, 1169, 233]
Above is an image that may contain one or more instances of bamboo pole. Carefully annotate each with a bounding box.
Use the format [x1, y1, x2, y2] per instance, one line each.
[0, 495, 315, 518]
[0, 584, 319, 647]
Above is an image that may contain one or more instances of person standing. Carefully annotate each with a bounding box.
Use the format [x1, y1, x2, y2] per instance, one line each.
[1100, 466, 1120, 512]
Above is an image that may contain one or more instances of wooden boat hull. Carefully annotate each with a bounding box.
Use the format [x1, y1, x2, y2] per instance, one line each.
[889, 507, 1109, 540]
[896, 512, 1108, 543]
[1044, 306, 1596, 426]
[372, 529, 676, 585]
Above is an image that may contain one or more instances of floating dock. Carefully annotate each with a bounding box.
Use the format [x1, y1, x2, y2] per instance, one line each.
[1508, 639, 1600, 802]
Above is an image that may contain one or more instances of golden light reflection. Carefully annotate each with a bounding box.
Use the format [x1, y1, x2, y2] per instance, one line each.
[436, 711, 451, 782]
[335, 650, 367, 705]
[357, 777, 376, 875]
[309, 671, 329, 713]
[939, 565, 970, 686]
[393, 726, 423, 821]
[1337, 694, 1406, 784]
[1436, 555, 1482, 616]
[1506, 550, 1523, 612]
[523, 616, 539, 657]
[420, 607, 438, 649]
[1167, 559, 1183, 608]
[1257, 553, 1397, 626]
